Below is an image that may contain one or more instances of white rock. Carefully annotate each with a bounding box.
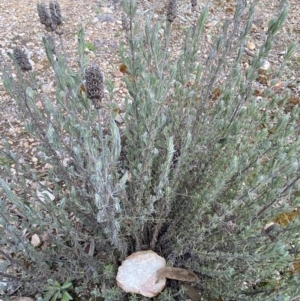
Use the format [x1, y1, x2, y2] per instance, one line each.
[260, 60, 270, 71]
[116, 250, 166, 297]
[247, 41, 255, 50]
[114, 114, 124, 124]
[89, 52, 96, 59]
[100, 7, 113, 14]
[44, 163, 53, 169]
[31, 234, 42, 247]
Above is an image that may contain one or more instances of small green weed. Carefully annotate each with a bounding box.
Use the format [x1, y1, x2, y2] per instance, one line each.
[85, 41, 96, 51]
[44, 280, 73, 301]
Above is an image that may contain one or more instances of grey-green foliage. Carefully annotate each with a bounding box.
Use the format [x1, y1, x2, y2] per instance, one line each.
[119, 0, 300, 300]
[0, 26, 126, 296]
[0, 0, 300, 300]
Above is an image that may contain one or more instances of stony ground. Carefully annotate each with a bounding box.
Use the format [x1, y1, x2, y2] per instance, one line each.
[0, 0, 299, 159]
[0, 0, 300, 299]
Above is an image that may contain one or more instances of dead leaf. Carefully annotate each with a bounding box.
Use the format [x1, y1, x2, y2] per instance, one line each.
[182, 284, 202, 301]
[272, 80, 283, 91]
[290, 261, 300, 277]
[225, 7, 234, 13]
[119, 63, 131, 75]
[211, 87, 221, 101]
[253, 89, 264, 96]
[185, 81, 193, 88]
[257, 74, 269, 85]
[284, 94, 300, 113]
[157, 267, 198, 282]
[78, 84, 86, 98]
[273, 208, 300, 226]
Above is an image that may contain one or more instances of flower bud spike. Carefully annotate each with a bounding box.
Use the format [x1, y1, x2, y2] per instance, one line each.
[13, 47, 32, 72]
[49, 1, 62, 26]
[85, 65, 104, 109]
[37, 2, 56, 32]
[167, 0, 177, 23]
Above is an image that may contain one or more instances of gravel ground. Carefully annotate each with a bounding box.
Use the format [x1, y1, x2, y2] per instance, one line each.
[0, 0, 300, 298]
[0, 0, 299, 158]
